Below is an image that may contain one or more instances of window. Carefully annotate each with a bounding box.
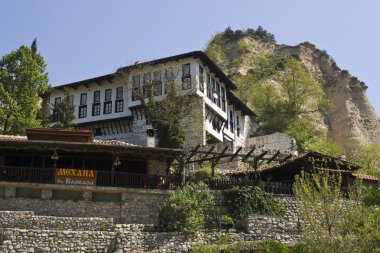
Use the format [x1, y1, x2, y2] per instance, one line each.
[215, 82, 221, 107]
[104, 101, 112, 114]
[143, 73, 151, 98]
[206, 74, 211, 99]
[92, 103, 101, 116]
[54, 97, 61, 106]
[52, 97, 61, 122]
[105, 89, 112, 101]
[212, 119, 221, 133]
[94, 91, 100, 103]
[115, 99, 123, 113]
[80, 93, 87, 105]
[236, 116, 240, 137]
[199, 66, 204, 92]
[116, 87, 123, 99]
[132, 75, 141, 101]
[221, 87, 226, 112]
[211, 78, 216, 103]
[153, 71, 162, 96]
[79, 105, 87, 118]
[182, 63, 191, 90]
[230, 111, 234, 132]
[165, 68, 174, 80]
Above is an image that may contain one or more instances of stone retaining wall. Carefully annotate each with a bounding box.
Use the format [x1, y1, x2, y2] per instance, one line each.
[0, 183, 168, 224]
[0, 211, 114, 231]
[0, 229, 115, 253]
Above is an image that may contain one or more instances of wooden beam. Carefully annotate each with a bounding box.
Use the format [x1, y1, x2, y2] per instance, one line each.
[200, 146, 215, 161]
[281, 154, 293, 163]
[256, 150, 268, 161]
[267, 150, 281, 164]
[185, 144, 201, 164]
[230, 147, 242, 161]
[242, 147, 256, 162]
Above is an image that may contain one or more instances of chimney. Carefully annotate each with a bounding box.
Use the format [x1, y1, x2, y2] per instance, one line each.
[146, 128, 155, 147]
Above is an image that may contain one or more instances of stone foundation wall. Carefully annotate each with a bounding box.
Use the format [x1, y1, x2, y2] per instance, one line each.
[0, 195, 301, 252]
[0, 183, 168, 224]
[0, 211, 114, 231]
[0, 229, 115, 253]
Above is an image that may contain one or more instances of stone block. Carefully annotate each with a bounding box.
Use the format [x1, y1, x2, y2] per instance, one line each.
[41, 189, 53, 200]
[4, 187, 16, 198]
[82, 191, 92, 201]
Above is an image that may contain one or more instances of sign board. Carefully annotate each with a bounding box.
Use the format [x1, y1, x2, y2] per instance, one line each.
[55, 168, 97, 186]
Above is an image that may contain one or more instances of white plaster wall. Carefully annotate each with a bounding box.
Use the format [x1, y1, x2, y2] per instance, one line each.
[50, 55, 251, 149]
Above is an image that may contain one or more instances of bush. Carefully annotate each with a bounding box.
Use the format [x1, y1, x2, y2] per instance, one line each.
[223, 186, 286, 218]
[206, 207, 234, 230]
[157, 182, 212, 233]
[362, 187, 380, 206]
[257, 239, 287, 253]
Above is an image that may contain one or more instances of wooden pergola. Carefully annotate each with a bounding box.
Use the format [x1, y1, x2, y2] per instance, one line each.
[173, 144, 294, 185]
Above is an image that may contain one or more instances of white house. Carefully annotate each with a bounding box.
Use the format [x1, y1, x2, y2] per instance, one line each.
[50, 51, 255, 150]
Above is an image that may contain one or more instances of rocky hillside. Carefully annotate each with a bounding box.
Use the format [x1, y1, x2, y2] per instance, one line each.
[205, 28, 380, 147]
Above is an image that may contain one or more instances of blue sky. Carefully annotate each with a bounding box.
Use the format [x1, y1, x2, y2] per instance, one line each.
[1, 0, 379, 116]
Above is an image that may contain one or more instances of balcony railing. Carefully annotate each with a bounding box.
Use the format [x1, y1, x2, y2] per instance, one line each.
[0, 166, 293, 194]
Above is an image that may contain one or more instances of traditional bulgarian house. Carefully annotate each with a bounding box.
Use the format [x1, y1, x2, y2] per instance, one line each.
[49, 51, 255, 150]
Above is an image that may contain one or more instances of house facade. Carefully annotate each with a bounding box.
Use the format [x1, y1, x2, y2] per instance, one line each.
[50, 51, 255, 150]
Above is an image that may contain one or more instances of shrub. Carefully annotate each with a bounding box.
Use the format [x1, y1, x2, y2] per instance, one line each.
[362, 187, 380, 206]
[157, 182, 212, 233]
[223, 186, 286, 218]
[257, 239, 287, 253]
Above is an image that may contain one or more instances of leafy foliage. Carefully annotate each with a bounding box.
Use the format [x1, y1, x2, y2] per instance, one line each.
[157, 182, 212, 233]
[223, 26, 276, 43]
[346, 143, 380, 177]
[223, 186, 286, 218]
[294, 170, 380, 252]
[0, 40, 49, 134]
[362, 187, 380, 206]
[52, 88, 76, 128]
[190, 240, 312, 253]
[140, 80, 185, 149]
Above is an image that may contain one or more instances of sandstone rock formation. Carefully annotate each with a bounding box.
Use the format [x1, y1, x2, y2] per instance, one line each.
[206, 35, 380, 147]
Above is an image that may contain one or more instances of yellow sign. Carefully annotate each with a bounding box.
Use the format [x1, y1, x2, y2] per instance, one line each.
[55, 168, 97, 186]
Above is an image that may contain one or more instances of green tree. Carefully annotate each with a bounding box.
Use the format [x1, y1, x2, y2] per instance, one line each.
[52, 88, 76, 128]
[140, 80, 186, 149]
[347, 143, 380, 177]
[0, 40, 49, 134]
[294, 170, 380, 252]
[37, 86, 52, 127]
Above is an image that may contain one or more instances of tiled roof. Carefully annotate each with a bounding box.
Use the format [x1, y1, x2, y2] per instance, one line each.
[54, 51, 237, 90]
[0, 135, 28, 141]
[352, 174, 379, 181]
[0, 135, 136, 147]
[93, 139, 136, 146]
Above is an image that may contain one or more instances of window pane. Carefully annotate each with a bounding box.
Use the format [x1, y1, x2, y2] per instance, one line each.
[80, 93, 87, 105]
[92, 103, 101, 116]
[105, 89, 112, 101]
[165, 68, 174, 80]
[133, 75, 140, 86]
[154, 71, 161, 82]
[55, 97, 61, 106]
[115, 99, 123, 113]
[182, 64, 190, 76]
[94, 91, 100, 103]
[116, 87, 123, 99]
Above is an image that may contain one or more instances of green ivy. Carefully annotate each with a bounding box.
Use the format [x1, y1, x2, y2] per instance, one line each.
[223, 186, 286, 218]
